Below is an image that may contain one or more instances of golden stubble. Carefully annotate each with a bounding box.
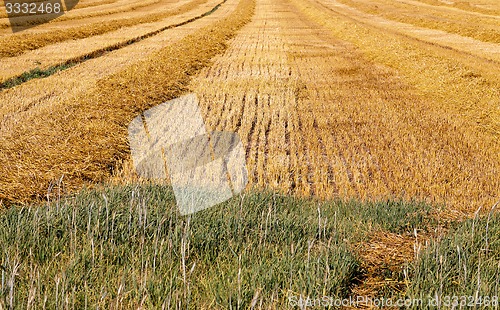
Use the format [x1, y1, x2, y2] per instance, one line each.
[190, 0, 499, 216]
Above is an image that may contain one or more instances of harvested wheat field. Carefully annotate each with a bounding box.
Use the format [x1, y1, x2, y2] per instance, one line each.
[0, 0, 499, 306]
[191, 0, 500, 215]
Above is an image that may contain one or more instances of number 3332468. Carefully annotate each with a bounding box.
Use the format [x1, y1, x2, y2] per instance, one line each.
[5, 2, 62, 15]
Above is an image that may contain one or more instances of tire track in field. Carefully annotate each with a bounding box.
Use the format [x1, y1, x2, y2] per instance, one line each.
[251, 94, 264, 185]
[243, 94, 258, 161]
[255, 95, 268, 186]
[312, 118, 340, 197]
[296, 114, 316, 196]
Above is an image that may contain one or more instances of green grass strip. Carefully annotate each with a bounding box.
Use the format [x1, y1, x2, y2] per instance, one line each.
[0, 64, 77, 90]
[406, 206, 500, 308]
[0, 184, 434, 308]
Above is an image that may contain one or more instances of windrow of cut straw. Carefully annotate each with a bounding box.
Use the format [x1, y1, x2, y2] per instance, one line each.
[415, 0, 500, 15]
[0, 0, 225, 84]
[0, 0, 255, 204]
[336, 0, 500, 44]
[0, 0, 209, 57]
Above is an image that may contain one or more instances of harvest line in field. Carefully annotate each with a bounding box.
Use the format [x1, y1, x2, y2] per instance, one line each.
[313, 0, 500, 65]
[0, 0, 226, 90]
[0, 0, 209, 57]
[0, 0, 255, 204]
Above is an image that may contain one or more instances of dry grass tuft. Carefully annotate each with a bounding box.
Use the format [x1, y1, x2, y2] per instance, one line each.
[352, 230, 426, 298]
